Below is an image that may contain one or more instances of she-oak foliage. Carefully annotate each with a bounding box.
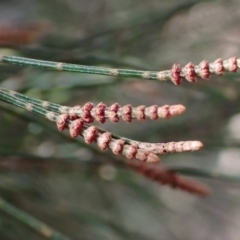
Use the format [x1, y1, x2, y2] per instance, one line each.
[1, 54, 237, 197]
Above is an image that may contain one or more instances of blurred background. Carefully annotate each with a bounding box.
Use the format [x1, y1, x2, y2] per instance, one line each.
[0, 0, 240, 239]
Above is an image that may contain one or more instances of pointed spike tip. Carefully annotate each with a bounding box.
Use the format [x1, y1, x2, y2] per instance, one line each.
[169, 104, 186, 116]
[190, 141, 203, 151]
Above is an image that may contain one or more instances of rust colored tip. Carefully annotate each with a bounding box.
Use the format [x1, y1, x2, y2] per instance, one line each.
[190, 141, 203, 151]
[169, 104, 186, 117]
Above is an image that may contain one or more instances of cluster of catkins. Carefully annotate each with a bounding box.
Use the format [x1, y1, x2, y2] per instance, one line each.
[54, 101, 208, 196]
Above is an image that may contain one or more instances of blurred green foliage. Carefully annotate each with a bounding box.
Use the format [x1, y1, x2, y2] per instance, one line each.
[1, 0, 240, 239]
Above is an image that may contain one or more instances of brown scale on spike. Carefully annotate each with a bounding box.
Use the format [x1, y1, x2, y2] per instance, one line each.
[134, 105, 146, 121]
[83, 126, 98, 144]
[183, 62, 197, 82]
[110, 139, 125, 155]
[158, 105, 170, 118]
[82, 102, 94, 123]
[148, 105, 158, 120]
[124, 145, 138, 159]
[214, 58, 224, 75]
[227, 57, 237, 72]
[69, 118, 85, 138]
[108, 103, 120, 122]
[121, 104, 132, 122]
[127, 161, 210, 197]
[69, 105, 81, 120]
[97, 132, 111, 150]
[170, 63, 182, 85]
[66, 103, 185, 123]
[136, 149, 158, 163]
[198, 60, 210, 79]
[56, 114, 69, 131]
[95, 102, 106, 123]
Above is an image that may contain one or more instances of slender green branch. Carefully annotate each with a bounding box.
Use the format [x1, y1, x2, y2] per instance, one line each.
[0, 90, 160, 163]
[0, 88, 185, 123]
[0, 89, 212, 194]
[0, 90, 56, 122]
[0, 102, 100, 154]
[0, 197, 71, 240]
[0, 54, 164, 80]
[0, 88, 203, 155]
[0, 55, 240, 85]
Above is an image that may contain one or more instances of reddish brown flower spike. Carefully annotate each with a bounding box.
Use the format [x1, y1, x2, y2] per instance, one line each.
[56, 114, 69, 131]
[170, 64, 182, 85]
[69, 118, 84, 138]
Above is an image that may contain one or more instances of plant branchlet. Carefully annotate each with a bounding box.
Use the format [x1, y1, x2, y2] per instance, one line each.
[0, 53, 213, 196]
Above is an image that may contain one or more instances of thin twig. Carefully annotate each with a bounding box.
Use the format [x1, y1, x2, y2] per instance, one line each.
[0, 89, 160, 163]
[126, 160, 210, 197]
[0, 88, 185, 123]
[0, 88, 203, 155]
[0, 55, 239, 85]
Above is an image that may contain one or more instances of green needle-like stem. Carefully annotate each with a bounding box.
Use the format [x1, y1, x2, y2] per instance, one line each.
[0, 197, 71, 240]
[0, 54, 170, 81]
[0, 90, 56, 121]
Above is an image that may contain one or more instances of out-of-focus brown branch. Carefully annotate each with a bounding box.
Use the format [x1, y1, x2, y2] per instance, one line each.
[0, 21, 51, 46]
[126, 160, 210, 197]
